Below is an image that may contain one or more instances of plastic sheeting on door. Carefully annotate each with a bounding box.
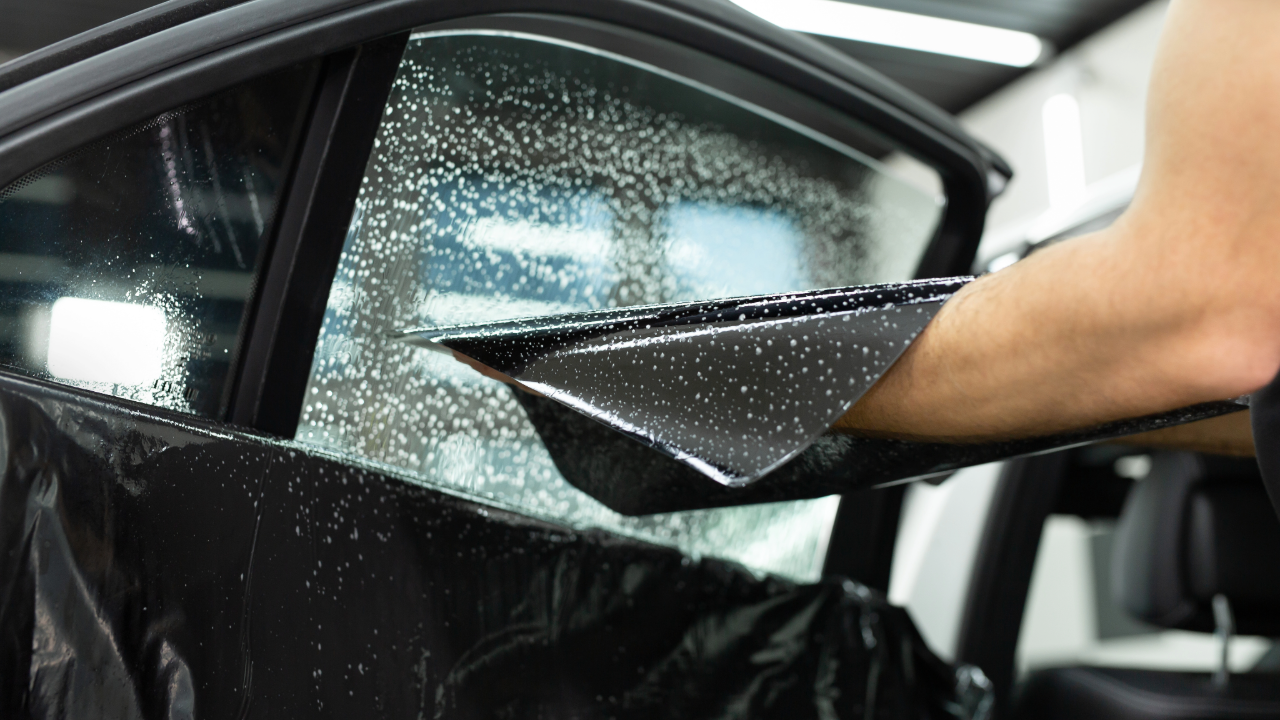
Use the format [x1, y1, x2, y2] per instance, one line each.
[0, 374, 990, 719]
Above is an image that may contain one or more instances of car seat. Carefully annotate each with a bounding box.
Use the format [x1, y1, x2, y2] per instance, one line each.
[1012, 452, 1280, 719]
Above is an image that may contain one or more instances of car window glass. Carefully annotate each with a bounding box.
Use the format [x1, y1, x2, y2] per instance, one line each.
[0, 63, 316, 417]
[296, 31, 945, 580]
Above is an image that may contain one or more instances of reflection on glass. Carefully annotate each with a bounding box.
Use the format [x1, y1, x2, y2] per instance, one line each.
[664, 203, 805, 297]
[297, 32, 944, 580]
[0, 63, 316, 416]
[47, 298, 166, 385]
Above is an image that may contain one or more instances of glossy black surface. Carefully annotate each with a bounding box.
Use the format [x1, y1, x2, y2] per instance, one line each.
[0, 0, 249, 94]
[1014, 666, 1280, 720]
[1250, 367, 1280, 520]
[511, 391, 1244, 515]
[0, 371, 991, 718]
[0, 13, 1011, 714]
[402, 280, 964, 487]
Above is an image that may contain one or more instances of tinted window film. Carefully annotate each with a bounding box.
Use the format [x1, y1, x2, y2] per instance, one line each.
[296, 32, 944, 581]
[0, 63, 317, 417]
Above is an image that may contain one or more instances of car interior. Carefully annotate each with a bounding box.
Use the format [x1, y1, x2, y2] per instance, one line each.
[996, 447, 1280, 719]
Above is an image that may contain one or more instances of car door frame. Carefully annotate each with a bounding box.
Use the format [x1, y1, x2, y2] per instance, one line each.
[0, 0, 1007, 596]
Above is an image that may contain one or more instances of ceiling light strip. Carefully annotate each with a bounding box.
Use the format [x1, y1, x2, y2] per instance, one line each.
[731, 0, 1045, 67]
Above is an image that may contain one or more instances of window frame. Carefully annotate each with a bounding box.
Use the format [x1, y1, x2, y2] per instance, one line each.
[954, 454, 1068, 717]
[0, 0, 1007, 592]
[230, 11, 1002, 436]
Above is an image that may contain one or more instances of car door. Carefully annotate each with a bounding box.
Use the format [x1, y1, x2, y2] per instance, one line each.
[0, 1, 1005, 717]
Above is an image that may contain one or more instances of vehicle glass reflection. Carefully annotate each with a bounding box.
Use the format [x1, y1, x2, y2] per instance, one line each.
[0, 63, 316, 417]
[296, 32, 944, 580]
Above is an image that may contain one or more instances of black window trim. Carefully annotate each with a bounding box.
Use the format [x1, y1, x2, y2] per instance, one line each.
[0, 0, 1011, 181]
[955, 453, 1070, 717]
[0, 0, 250, 95]
[227, 35, 407, 433]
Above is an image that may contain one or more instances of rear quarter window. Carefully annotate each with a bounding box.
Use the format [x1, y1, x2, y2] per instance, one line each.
[0, 63, 316, 417]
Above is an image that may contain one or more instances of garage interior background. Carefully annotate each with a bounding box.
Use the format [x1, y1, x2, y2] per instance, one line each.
[1, 0, 1211, 685]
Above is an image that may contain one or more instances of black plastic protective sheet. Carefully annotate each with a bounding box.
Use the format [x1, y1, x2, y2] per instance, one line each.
[0, 374, 990, 719]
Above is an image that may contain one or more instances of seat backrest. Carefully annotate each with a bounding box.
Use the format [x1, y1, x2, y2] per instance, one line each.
[1112, 452, 1280, 635]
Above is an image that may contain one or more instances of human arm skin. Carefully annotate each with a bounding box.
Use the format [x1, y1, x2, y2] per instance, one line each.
[835, 0, 1280, 443]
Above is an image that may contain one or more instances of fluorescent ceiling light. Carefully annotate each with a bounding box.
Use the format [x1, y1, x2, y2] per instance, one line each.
[731, 0, 1044, 67]
[47, 298, 166, 385]
[1042, 93, 1087, 210]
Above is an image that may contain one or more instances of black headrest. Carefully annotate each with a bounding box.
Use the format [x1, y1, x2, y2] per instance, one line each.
[1112, 452, 1280, 635]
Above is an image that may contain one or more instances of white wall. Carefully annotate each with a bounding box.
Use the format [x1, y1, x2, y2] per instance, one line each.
[888, 463, 1002, 660]
[961, 0, 1168, 259]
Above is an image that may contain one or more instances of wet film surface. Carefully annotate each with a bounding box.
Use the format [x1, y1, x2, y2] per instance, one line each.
[0, 373, 992, 719]
[402, 279, 963, 486]
[299, 32, 945, 579]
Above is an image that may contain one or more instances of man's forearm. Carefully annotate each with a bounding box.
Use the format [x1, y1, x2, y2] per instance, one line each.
[835, 0, 1280, 443]
[835, 219, 1278, 442]
[834, 228, 1183, 441]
